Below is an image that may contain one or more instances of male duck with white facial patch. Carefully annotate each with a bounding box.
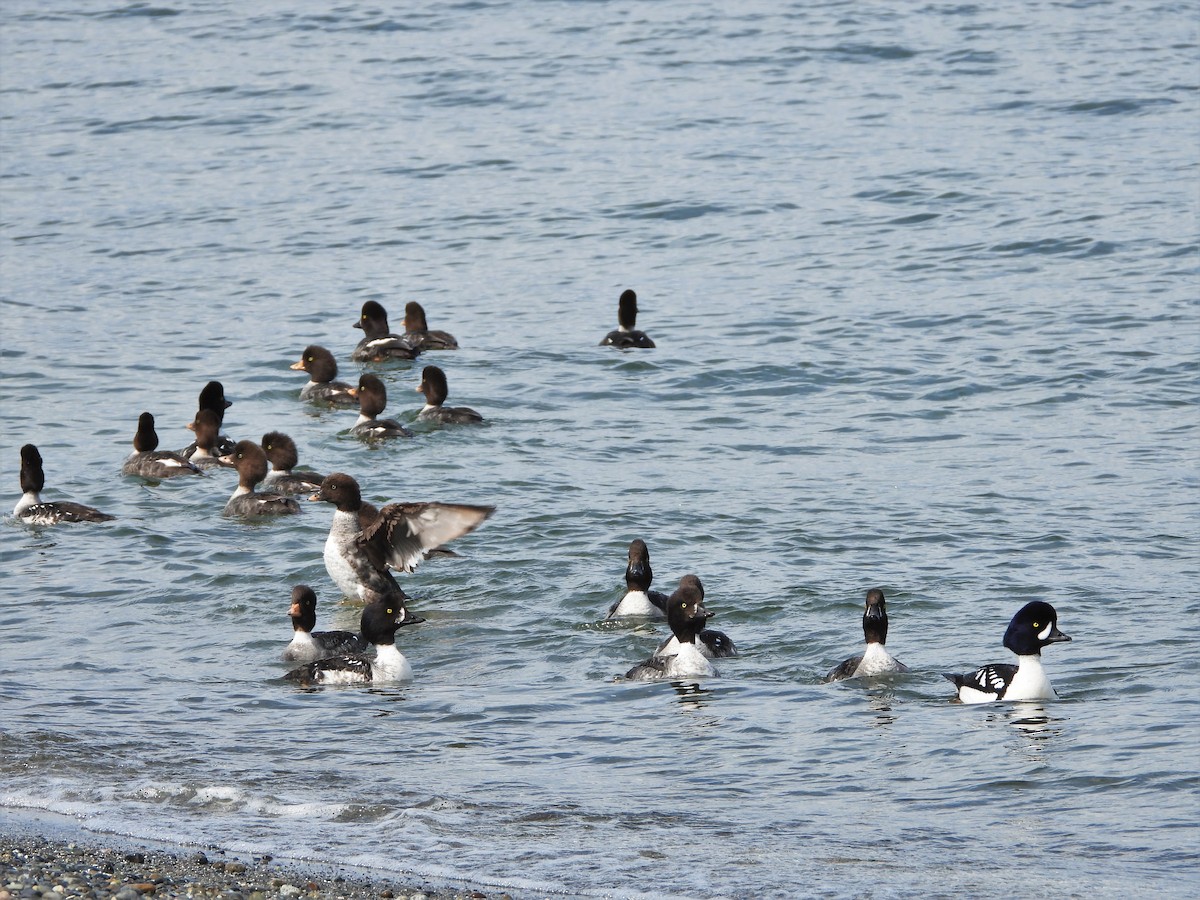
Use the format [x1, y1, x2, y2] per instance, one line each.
[943, 600, 1072, 703]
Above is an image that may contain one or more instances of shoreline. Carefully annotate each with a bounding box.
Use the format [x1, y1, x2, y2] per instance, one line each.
[0, 809, 516, 900]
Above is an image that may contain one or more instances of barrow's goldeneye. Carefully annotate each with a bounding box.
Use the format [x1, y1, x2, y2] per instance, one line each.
[653, 573, 737, 659]
[626, 576, 719, 680]
[219, 440, 301, 517]
[15, 444, 114, 525]
[415, 365, 483, 424]
[350, 374, 413, 439]
[309, 472, 493, 604]
[284, 599, 423, 685]
[402, 301, 458, 351]
[600, 289, 656, 349]
[352, 301, 420, 362]
[122, 412, 202, 479]
[943, 601, 1072, 703]
[282, 584, 368, 662]
[290, 345, 357, 407]
[607, 539, 670, 618]
[826, 588, 908, 681]
[261, 432, 324, 495]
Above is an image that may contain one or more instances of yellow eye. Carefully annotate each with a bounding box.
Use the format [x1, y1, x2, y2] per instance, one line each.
[386, 608, 393, 615]
[1033, 622, 1040, 628]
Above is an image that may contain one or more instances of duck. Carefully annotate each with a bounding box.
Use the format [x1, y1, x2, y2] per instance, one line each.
[402, 301, 458, 351]
[290, 345, 358, 407]
[625, 576, 718, 681]
[219, 440, 301, 517]
[181, 381, 236, 457]
[186, 409, 230, 471]
[121, 412, 202, 479]
[350, 374, 413, 440]
[653, 574, 738, 659]
[415, 366, 483, 425]
[309, 472, 493, 604]
[606, 539, 669, 618]
[600, 289, 656, 349]
[351, 301, 420, 362]
[14, 444, 115, 525]
[943, 601, 1072, 703]
[281, 584, 368, 662]
[260, 432, 324, 495]
[825, 589, 908, 681]
[284, 599, 423, 685]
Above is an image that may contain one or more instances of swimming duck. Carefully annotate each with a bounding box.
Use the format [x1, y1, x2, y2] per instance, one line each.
[415, 366, 483, 425]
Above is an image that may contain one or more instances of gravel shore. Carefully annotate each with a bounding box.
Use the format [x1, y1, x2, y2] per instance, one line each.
[0, 833, 514, 900]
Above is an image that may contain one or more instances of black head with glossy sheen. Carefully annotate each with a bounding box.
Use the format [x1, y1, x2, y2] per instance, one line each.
[360, 600, 423, 646]
[625, 539, 654, 592]
[404, 301, 430, 333]
[190, 409, 222, 454]
[862, 588, 889, 645]
[310, 472, 364, 513]
[666, 575, 712, 644]
[289, 584, 318, 632]
[133, 412, 160, 453]
[261, 432, 299, 472]
[354, 300, 391, 337]
[19, 444, 45, 493]
[353, 374, 389, 419]
[223, 440, 269, 488]
[417, 366, 449, 407]
[617, 289, 638, 329]
[198, 381, 232, 421]
[292, 345, 338, 383]
[1003, 601, 1072, 656]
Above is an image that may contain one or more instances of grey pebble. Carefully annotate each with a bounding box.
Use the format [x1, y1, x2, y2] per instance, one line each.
[1, 834, 499, 900]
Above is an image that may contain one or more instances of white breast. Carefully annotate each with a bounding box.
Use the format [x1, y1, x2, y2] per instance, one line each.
[663, 642, 716, 678]
[1004, 656, 1057, 701]
[853, 642, 905, 677]
[323, 510, 364, 599]
[371, 644, 413, 682]
[610, 590, 662, 617]
[283, 632, 317, 662]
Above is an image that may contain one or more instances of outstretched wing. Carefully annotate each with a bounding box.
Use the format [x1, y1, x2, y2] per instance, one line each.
[359, 503, 494, 574]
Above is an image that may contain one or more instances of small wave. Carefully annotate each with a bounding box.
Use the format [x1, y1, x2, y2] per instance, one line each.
[1060, 98, 1178, 116]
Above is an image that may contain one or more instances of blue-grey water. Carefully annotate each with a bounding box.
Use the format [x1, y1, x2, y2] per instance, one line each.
[2, 1, 1198, 897]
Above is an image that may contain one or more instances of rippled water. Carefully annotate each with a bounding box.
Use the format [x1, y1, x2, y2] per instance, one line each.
[2, 2, 1198, 897]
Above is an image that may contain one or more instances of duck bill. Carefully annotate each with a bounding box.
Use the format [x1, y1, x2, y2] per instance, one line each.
[863, 603, 885, 623]
[288, 602, 302, 617]
[289, 360, 305, 371]
[308, 492, 324, 502]
[1045, 625, 1071, 644]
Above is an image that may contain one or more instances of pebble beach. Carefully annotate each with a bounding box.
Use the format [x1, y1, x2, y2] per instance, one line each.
[0, 833, 512, 900]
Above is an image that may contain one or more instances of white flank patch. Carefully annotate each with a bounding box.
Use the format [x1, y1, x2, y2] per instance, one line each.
[957, 683, 999, 705]
[316, 667, 371, 685]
